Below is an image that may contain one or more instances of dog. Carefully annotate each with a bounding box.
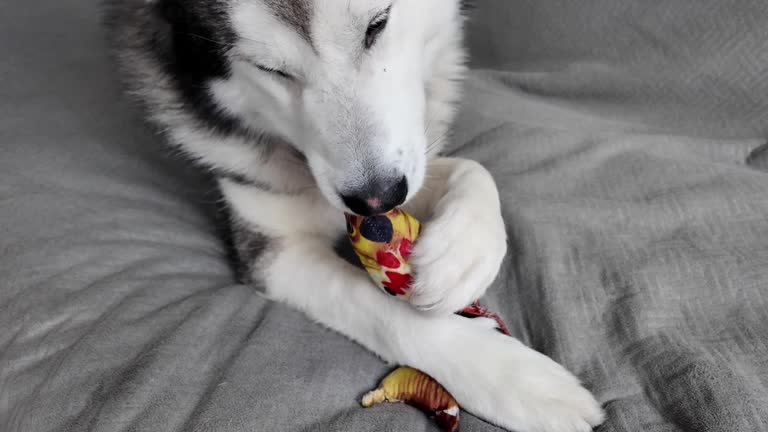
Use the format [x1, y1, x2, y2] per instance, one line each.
[105, 1, 604, 430]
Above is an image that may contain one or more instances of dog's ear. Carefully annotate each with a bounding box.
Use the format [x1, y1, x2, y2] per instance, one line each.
[157, 0, 189, 26]
[147, 0, 244, 136]
[157, 0, 177, 22]
[152, 0, 233, 82]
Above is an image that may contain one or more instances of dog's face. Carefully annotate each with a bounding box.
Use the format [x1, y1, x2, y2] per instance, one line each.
[162, 0, 467, 215]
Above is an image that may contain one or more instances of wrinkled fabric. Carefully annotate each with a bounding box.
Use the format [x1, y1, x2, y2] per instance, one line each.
[467, 0, 768, 140]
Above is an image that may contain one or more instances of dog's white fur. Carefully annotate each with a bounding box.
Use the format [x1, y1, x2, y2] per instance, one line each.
[107, 0, 605, 430]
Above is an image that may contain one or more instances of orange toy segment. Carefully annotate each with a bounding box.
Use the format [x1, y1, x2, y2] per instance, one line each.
[362, 366, 460, 432]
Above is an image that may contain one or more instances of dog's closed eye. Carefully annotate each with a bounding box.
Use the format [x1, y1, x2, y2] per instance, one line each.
[254, 64, 294, 81]
[365, 6, 391, 49]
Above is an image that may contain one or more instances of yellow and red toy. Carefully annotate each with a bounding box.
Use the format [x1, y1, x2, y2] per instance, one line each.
[347, 208, 511, 431]
[346, 208, 421, 298]
[362, 366, 461, 432]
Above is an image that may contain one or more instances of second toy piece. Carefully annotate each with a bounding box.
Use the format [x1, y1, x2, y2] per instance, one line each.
[346, 209, 511, 432]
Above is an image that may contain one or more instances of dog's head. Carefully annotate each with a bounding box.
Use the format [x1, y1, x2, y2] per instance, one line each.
[134, 0, 468, 215]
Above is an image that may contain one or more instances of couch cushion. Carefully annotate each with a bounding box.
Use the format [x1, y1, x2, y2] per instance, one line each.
[465, 0, 768, 138]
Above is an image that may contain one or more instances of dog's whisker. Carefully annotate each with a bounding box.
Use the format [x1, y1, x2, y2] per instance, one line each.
[187, 33, 237, 47]
[424, 115, 436, 136]
[237, 35, 269, 46]
[427, 128, 450, 147]
[425, 130, 451, 156]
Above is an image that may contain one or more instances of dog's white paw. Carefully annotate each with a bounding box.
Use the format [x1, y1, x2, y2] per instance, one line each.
[420, 319, 605, 432]
[409, 186, 507, 314]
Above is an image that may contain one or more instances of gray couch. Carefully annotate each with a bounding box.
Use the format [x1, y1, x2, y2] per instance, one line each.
[2, 1, 768, 431]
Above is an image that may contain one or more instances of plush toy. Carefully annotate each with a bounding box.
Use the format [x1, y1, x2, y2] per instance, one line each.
[347, 209, 511, 432]
[345, 208, 421, 299]
[362, 366, 460, 432]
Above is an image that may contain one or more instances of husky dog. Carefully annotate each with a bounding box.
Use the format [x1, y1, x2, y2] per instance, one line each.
[105, 1, 604, 430]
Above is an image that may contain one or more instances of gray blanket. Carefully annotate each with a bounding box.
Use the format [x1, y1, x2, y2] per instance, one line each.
[2, 1, 768, 431]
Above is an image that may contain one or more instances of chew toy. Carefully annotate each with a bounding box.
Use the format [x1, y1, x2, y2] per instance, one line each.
[345, 209, 421, 298]
[347, 209, 511, 431]
[362, 367, 460, 432]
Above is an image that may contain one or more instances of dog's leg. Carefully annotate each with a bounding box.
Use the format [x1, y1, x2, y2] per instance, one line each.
[222, 180, 604, 432]
[404, 157, 509, 314]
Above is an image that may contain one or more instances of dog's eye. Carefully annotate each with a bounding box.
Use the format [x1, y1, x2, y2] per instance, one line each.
[365, 7, 391, 49]
[255, 64, 294, 81]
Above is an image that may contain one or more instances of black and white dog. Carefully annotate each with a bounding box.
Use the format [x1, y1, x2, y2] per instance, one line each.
[106, 1, 604, 430]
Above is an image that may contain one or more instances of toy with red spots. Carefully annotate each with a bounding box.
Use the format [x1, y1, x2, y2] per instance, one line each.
[347, 208, 512, 432]
[346, 208, 421, 298]
[346, 208, 512, 332]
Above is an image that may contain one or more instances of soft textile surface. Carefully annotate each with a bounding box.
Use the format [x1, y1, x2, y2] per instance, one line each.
[2, 1, 768, 432]
[466, 0, 768, 140]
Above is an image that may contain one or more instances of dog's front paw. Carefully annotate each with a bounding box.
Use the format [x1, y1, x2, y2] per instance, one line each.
[409, 184, 507, 314]
[428, 322, 605, 432]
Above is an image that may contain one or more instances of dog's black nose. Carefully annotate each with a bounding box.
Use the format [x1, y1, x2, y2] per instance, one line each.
[341, 176, 408, 216]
